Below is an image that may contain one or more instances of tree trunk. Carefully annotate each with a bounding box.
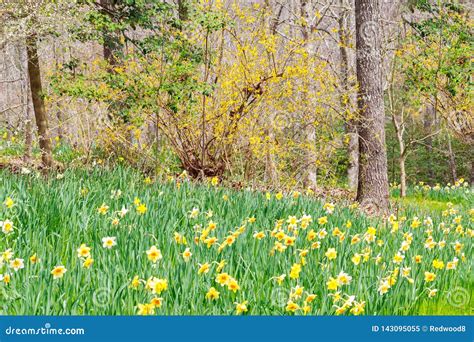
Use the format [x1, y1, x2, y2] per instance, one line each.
[399, 155, 406, 197]
[424, 100, 435, 181]
[300, 0, 317, 189]
[338, 0, 358, 190]
[177, 0, 189, 21]
[100, 0, 120, 66]
[304, 124, 317, 189]
[26, 35, 53, 169]
[470, 160, 474, 187]
[355, 0, 389, 213]
[21, 44, 33, 163]
[446, 133, 457, 182]
[264, 112, 278, 186]
[24, 116, 32, 163]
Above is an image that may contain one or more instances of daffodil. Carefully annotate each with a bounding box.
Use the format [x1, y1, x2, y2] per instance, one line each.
[325, 248, 337, 260]
[144, 299, 161, 311]
[286, 301, 299, 312]
[136, 203, 147, 214]
[1, 220, 14, 234]
[274, 274, 286, 285]
[3, 197, 14, 209]
[2, 274, 11, 284]
[130, 275, 141, 289]
[337, 271, 352, 285]
[189, 207, 200, 218]
[202, 286, 219, 301]
[2, 249, 13, 261]
[97, 203, 109, 215]
[30, 254, 38, 264]
[235, 301, 248, 314]
[289, 263, 301, 279]
[150, 278, 168, 294]
[137, 303, 155, 315]
[216, 272, 231, 286]
[326, 277, 339, 290]
[102, 236, 117, 249]
[182, 248, 192, 262]
[77, 244, 91, 258]
[83, 257, 94, 268]
[10, 258, 24, 271]
[428, 289, 438, 298]
[318, 216, 328, 225]
[432, 259, 444, 270]
[51, 265, 67, 279]
[146, 246, 162, 263]
[424, 272, 436, 282]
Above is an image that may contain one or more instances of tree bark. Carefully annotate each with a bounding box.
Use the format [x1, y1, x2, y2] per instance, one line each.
[470, 160, 474, 187]
[446, 132, 457, 182]
[177, 0, 189, 21]
[393, 116, 407, 197]
[355, 0, 389, 213]
[339, 0, 359, 190]
[26, 35, 53, 169]
[21, 44, 33, 163]
[301, 0, 317, 189]
[424, 100, 435, 181]
[100, 0, 120, 66]
[399, 155, 406, 197]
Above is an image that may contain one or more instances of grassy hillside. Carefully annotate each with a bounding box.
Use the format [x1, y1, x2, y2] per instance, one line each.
[0, 167, 472, 315]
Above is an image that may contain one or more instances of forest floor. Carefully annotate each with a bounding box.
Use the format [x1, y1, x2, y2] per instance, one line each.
[0, 166, 472, 315]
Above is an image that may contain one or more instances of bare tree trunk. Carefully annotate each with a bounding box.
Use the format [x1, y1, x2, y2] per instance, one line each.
[399, 151, 407, 197]
[300, 0, 317, 189]
[399, 155, 407, 197]
[304, 124, 318, 188]
[177, 0, 189, 21]
[56, 111, 64, 140]
[446, 132, 457, 182]
[100, 0, 120, 66]
[424, 100, 435, 181]
[339, 0, 358, 190]
[470, 160, 474, 187]
[262, 0, 282, 187]
[355, 0, 389, 213]
[264, 111, 278, 186]
[24, 116, 32, 162]
[26, 35, 53, 169]
[392, 112, 407, 198]
[20, 44, 33, 163]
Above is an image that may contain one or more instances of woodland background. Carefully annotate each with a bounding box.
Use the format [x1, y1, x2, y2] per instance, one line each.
[0, 0, 472, 208]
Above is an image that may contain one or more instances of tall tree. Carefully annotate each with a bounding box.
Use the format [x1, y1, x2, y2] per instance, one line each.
[98, 0, 121, 66]
[26, 35, 53, 168]
[355, 0, 389, 212]
[338, 0, 359, 190]
[1, 0, 84, 169]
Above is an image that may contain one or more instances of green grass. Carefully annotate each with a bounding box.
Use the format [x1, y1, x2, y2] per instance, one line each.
[0, 166, 472, 315]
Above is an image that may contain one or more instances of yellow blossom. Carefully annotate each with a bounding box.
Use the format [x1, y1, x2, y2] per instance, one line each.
[206, 287, 220, 300]
[146, 245, 163, 263]
[51, 265, 67, 279]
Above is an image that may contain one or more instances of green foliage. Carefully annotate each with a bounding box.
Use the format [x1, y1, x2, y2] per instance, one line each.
[0, 167, 471, 315]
